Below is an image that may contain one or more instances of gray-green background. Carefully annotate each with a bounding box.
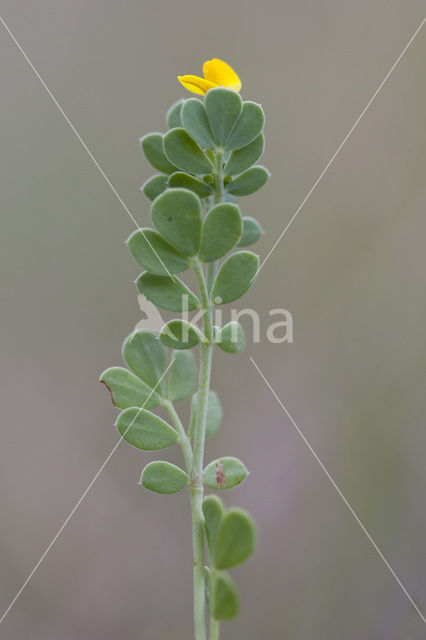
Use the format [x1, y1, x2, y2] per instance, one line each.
[1, 1, 425, 638]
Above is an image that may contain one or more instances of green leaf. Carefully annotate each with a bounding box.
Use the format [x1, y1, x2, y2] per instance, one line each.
[237, 216, 263, 247]
[141, 174, 168, 201]
[136, 273, 201, 312]
[151, 188, 202, 256]
[198, 203, 242, 262]
[203, 457, 249, 490]
[140, 133, 177, 174]
[116, 408, 177, 451]
[168, 172, 214, 198]
[189, 391, 223, 438]
[127, 228, 190, 276]
[215, 321, 245, 354]
[224, 134, 264, 176]
[215, 508, 257, 569]
[225, 166, 270, 196]
[122, 331, 168, 394]
[160, 319, 203, 350]
[166, 99, 184, 129]
[181, 98, 216, 149]
[163, 128, 214, 174]
[212, 571, 240, 620]
[140, 461, 188, 494]
[203, 495, 225, 562]
[167, 351, 197, 402]
[99, 366, 161, 410]
[205, 88, 242, 147]
[211, 251, 259, 304]
[225, 101, 265, 150]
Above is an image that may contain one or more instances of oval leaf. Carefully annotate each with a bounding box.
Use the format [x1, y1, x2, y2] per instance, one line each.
[168, 172, 214, 198]
[141, 461, 188, 494]
[141, 174, 168, 201]
[211, 251, 259, 304]
[181, 98, 216, 149]
[225, 101, 265, 150]
[199, 203, 242, 262]
[160, 319, 203, 350]
[140, 133, 177, 174]
[127, 228, 190, 276]
[237, 216, 263, 247]
[116, 408, 177, 451]
[215, 321, 245, 354]
[151, 188, 202, 256]
[163, 128, 214, 174]
[224, 134, 264, 176]
[122, 330, 168, 394]
[203, 495, 225, 562]
[205, 88, 242, 148]
[189, 390, 223, 438]
[167, 350, 197, 402]
[136, 273, 201, 312]
[166, 100, 184, 129]
[215, 508, 257, 569]
[226, 166, 270, 196]
[100, 366, 161, 410]
[212, 572, 240, 620]
[203, 457, 249, 490]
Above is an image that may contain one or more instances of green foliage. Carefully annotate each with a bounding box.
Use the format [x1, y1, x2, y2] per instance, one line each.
[205, 88, 242, 147]
[103, 84, 270, 636]
[142, 174, 168, 201]
[199, 203, 242, 262]
[122, 331, 168, 394]
[168, 172, 214, 198]
[140, 133, 177, 174]
[167, 351, 197, 402]
[141, 461, 189, 494]
[166, 99, 184, 129]
[163, 128, 213, 174]
[215, 321, 246, 354]
[160, 319, 203, 350]
[151, 188, 202, 256]
[237, 216, 263, 247]
[203, 495, 225, 564]
[215, 508, 257, 570]
[224, 134, 264, 175]
[136, 273, 201, 312]
[116, 408, 177, 451]
[127, 228, 190, 276]
[189, 390, 223, 438]
[100, 366, 161, 410]
[226, 166, 270, 196]
[203, 457, 248, 490]
[211, 251, 259, 304]
[181, 98, 216, 150]
[211, 571, 240, 620]
[225, 101, 265, 150]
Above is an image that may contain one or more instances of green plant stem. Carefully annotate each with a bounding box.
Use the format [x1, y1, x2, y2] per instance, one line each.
[189, 150, 225, 640]
[209, 616, 220, 640]
[163, 400, 193, 472]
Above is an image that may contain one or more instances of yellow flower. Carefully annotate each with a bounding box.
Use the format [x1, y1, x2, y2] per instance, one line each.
[178, 58, 241, 96]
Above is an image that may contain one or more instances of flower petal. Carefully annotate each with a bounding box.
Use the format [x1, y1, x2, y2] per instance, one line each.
[202, 59, 241, 92]
[177, 75, 217, 95]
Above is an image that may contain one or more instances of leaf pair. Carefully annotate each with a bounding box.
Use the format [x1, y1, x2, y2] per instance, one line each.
[100, 331, 197, 450]
[203, 496, 256, 620]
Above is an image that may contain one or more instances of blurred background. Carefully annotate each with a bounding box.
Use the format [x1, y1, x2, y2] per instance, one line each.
[1, 1, 426, 638]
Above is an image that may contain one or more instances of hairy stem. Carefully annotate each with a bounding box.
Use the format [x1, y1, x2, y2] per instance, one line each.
[190, 258, 214, 640]
[190, 150, 224, 640]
